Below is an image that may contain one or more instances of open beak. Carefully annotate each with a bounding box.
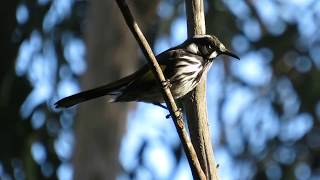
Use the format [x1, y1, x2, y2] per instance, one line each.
[223, 49, 240, 60]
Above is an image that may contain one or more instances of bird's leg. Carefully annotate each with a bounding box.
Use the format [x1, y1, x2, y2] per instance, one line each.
[159, 79, 182, 119]
[161, 79, 172, 89]
[153, 102, 182, 120]
[152, 102, 168, 110]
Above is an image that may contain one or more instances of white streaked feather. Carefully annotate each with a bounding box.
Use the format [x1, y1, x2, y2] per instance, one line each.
[173, 56, 201, 79]
[179, 55, 200, 63]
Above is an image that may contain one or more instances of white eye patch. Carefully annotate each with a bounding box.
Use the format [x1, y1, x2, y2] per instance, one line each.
[209, 51, 218, 59]
[187, 43, 199, 54]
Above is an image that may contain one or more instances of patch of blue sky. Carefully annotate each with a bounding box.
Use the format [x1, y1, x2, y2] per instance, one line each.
[222, 0, 250, 20]
[27, 54, 46, 84]
[231, 34, 250, 54]
[16, 41, 32, 76]
[31, 141, 47, 165]
[207, 60, 225, 103]
[172, 157, 192, 180]
[313, 0, 320, 17]
[20, 40, 57, 117]
[47, 117, 60, 136]
[277, 0, 314, 21]
[207, 60, 225, 145]
[295, 162, 311, 180]
[57, 163, 73, 180]
[273, 145, 296, 165]
[38, 0, 50, 6]
[258, 48, 274, 63]
[288, 0, 314, 7]
[215, 147, 234, 180]
[267, 18, 286, 36]
[231, 51, 272, 86]
[63, 37, 87, 75]
[43, 0, 73, 32]
[59, 111, 75, 129]
[266, 161, 282, 179]
[59, 63, 74, 78]
[276, 77, 300, 118]
[241, 99, 280, 155]
[242, 17, 262, 42]
[254, 0, 278, 22]
[237, 160, 256, 180]
[254, 0, 286, 35]
[41, 162, 54, 177]
[170, 16, 187, 46]
[225, 125, 245, 155]
[154, 36, 171, 54]
[135, 167, 152, 180]
[16, 31, 42, 76]
[16, 3, 29, 24]
[297, 11, 317, 39]
[309, 45, 320, 70]
[119, 132, 143, 171]
[120, 103, 178, 173]
[143, 141, 175, 179]
[12, 159, 25, 180]
[31, 110, 46, 129]
[295, 56, 312, 73]
[54, 130, 74, 161]
[279, 113, 313, 142]
[222, 84, 255, 125]
[20, 80, 52, 118]
[279, 3, 297, 23]
[209, 115, 222, 147]
[157, 0, 174, 19]
[57, 75, 80, 98]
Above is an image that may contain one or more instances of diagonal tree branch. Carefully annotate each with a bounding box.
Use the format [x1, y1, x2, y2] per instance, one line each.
[184, 0, 219, 179]
[115, 0, 205, 179]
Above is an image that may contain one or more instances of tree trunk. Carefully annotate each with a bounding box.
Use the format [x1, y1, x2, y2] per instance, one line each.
[73, 1, 158, 179]
[184, 0, 219, 179]
[73, 1, 137, 179]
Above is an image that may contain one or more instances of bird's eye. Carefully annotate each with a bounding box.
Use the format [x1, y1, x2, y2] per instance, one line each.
[207, 44, 213, 49]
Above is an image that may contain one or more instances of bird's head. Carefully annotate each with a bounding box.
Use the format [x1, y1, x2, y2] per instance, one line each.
[186, 34, 240, 61]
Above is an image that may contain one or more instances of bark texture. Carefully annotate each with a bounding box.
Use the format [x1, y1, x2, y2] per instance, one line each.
[184, 0, 219, 179]
[73, 1, 138, 179]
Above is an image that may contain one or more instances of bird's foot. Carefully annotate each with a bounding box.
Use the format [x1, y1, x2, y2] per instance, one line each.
[166, 108, 182, 119]
[161, 79, 172, 89]
[166, 108, 184, 128]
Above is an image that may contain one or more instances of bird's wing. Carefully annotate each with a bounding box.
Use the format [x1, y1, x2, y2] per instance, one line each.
[113, 51, 177, 102]
[55, 48, 182, 108]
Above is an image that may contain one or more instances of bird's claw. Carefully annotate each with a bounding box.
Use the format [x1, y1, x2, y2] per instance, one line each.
[161, 79, 172, 89]
[166, 108, 182, 119]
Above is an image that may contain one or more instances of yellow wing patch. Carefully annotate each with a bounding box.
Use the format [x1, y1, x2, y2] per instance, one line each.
[141, 65, 166, 81]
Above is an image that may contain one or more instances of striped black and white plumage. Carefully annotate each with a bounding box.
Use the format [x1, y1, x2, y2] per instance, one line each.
[55, 35, 239, 108]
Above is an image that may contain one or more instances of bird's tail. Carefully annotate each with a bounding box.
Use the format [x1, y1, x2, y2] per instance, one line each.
[55, 74, 136, 108]
[54, 85, 117, 108]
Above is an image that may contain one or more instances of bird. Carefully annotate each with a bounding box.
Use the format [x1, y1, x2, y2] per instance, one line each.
[55, 34, 239, 108]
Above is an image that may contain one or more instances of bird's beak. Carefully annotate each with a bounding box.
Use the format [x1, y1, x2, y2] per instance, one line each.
[222, 49, 240, 60]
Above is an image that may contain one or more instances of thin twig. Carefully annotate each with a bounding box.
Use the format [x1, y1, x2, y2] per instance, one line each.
[115, 0, 206, 179]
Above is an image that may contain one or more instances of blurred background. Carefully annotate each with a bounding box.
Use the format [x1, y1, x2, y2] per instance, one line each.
[1, 0, 320, 179]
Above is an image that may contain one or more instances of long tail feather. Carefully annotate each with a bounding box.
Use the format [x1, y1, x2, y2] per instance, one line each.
[55, 84, 118, 108]
[54, 69, 144, 108]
